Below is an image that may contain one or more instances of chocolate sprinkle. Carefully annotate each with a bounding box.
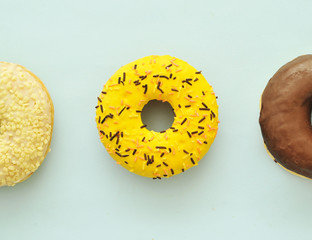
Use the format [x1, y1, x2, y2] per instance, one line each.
[140, 75, 147, 80]
[156, 146, 167, 149]
[198, 131, 204, 135]
[132, 149, 137, 155]
[157, 82, 164, 93]
[142, 84, 148, 94]
[156, 164, 161, 167]
[190, 158, 195, 164]
[172, 109, 176, 117]
[171, 169, 174, 175]
[110, 131, 119, 141]
[160, 153, 165, 157]
[187, 131, 192, 138]
[97, 97, 102, 103]
[134, 80, 141, 86]
[211, 111, 216, 118]
[199, 117, 206, 123]
[201, 103, 207, 108]
[101, 91, 107, 94]
[181, 118, 187, 125]
[140, 124, 147, 129]
[183, 150, 189, 154]
[163, 162, 168, 166]
[115, 151, 122, 157]
[118, 106, 126, 116]
[198, 126, 204, 129]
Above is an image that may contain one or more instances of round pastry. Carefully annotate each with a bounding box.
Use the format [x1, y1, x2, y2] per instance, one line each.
[259, 55, 312, 179]
[96, 55, 219, 179]
[0, 62, 54, 186]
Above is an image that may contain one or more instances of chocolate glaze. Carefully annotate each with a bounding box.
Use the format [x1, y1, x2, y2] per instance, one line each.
[259, 55, 312, 178]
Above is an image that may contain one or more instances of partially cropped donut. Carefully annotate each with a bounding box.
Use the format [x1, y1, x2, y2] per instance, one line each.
[259, 55, 312, 179]
[96, 55, 219, 179]
[0, 62, 54, 186]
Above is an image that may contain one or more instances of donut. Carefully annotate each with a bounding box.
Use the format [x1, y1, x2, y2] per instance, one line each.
[0, 62, 54, 186]
[259, 55, 312, 179]
[95, 55, 219, 179]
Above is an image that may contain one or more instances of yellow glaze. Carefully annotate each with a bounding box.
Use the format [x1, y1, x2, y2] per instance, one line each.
[260, 95, 310, 179]
[0, 62, 54, 186]
[96, 55, 219, 178]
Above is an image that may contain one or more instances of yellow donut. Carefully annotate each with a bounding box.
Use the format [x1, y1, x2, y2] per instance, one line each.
[0, 62, 54, 186]
[96, 55, 219, 179]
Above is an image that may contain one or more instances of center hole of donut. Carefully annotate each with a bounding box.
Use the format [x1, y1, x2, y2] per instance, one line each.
[141, 100, 175, 132]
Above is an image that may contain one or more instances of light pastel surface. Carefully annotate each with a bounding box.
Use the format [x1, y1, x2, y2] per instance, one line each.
[0, 0, 312, 239]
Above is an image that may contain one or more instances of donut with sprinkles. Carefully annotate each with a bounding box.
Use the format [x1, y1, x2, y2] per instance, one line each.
[95, 55, 219, 179]
[0, 62, 54, 186]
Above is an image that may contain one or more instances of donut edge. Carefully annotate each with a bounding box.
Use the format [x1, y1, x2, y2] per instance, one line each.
[259, 93, 311, 180]
[0, 62, 55, 186]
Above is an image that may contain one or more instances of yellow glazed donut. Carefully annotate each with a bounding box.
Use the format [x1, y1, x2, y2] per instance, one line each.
[96, 55, 219, 179]
[0, 62, 54, 186]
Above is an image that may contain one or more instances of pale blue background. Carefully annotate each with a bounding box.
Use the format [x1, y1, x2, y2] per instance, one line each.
[0, 0, 312, 239]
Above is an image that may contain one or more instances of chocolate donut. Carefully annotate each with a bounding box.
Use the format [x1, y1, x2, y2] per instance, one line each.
[259, 55, 312, 179]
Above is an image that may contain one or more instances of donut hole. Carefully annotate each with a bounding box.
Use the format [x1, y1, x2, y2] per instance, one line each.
[141, 100, 175, 132]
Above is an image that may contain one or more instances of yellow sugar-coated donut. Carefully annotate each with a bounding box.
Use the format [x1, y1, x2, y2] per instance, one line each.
[96, 55, 219, 179]
[0, 62, 54, 186]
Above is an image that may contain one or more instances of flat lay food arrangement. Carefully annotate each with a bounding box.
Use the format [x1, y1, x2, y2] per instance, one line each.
[1, 1, 311, 239]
